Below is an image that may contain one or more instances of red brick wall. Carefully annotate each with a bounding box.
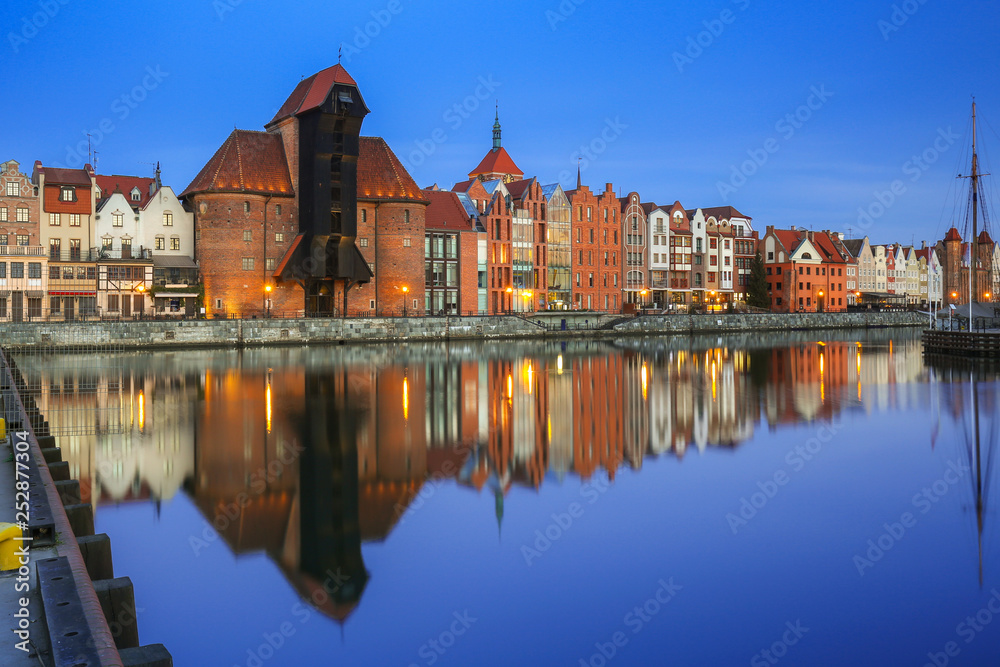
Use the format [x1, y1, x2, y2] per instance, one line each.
[486, 204, 512, 314]
[354, 200, 426, 315]
[569, 184, 622, 311]
[194, 192, 301, 316]
[459, 229, 479, 315]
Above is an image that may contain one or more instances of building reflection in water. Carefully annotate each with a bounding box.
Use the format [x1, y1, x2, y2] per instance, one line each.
[10, 330, 940, 622]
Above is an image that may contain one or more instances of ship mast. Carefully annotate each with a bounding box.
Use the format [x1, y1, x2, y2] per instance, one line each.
[972, 100, 979, 316]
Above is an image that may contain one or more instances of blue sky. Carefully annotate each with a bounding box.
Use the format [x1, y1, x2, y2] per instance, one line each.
[3, 0, 999, 245]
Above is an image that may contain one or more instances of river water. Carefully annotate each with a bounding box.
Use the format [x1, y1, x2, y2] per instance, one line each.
[13, 328, 1000, 666]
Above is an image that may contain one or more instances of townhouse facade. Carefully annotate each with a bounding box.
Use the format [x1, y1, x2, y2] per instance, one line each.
[761, 227, 853, 313]
[0, 159, 43, 321]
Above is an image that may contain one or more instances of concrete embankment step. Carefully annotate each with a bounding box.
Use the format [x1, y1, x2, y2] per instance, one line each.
[2, 351, 172, 666]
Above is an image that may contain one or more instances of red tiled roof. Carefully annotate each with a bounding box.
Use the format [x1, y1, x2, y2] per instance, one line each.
[180, 130, 293, 198]
[944, 227, 962, 241]
[96, 175, 157, 208]
[269, 64, 358, 126]
[423, 190, 476, 231]
[358, 137, 425, 202]
[504, 178, 532, 199]
[468, 147, 523, 179]
[978, 230, 993, 244]
[811, 232, 847, 263]
[772, 229, 802, 255]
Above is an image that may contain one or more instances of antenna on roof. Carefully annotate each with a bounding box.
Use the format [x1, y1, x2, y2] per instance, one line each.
[339, 44, 343, 64]
[847, 226, 853, 239]
[87, 133, 93, 167]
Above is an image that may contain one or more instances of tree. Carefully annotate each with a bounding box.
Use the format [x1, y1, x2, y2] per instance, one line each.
[747, 251, 770, 309]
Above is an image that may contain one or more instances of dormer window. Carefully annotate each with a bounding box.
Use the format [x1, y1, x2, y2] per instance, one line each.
[130, 187, 141, 202]
[60, 186, 75, 202]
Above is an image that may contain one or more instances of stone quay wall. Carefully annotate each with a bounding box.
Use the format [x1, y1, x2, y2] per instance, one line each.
[0, 311, 926, 350]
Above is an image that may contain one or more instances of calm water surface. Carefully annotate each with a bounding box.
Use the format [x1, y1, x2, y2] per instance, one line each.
[14, 328, 1000, 666]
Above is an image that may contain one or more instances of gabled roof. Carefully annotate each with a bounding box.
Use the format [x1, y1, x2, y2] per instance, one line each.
[468, 147, 523, 180]
[944, 227, 962, 241]
[96, 175, 157, 209]
[268, 64, 361, 126]
[180, 130, 293, 197]
[811, 232, 847, 263]
[504, 178, 533, 199]
[841, 238, 866, 257]
[978, 230, 994, 244]
[771, 229, 803, 255]
[357, 137, 425, 202]
[540, 183, 561, 201]
[423, 190, 477, 231]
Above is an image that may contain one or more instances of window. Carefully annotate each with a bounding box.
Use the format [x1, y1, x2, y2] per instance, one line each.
[244, 201, 250, 214]
[0, 208, 6, 222]
[243, 230, 252, 242]
[155, 237, 165, 250]
[102, 237, 113, 249]
[0, 233, 5, 245]
[709, 238, 717, 249]
[49, 239, 60, 259]
[696, 238, 702, 252]
[15, 207, 26, 222]
[48, 266, 58, 279]
[108, 294, 119, 311]
[241, 257, 255, 270]
[49, 213, 60, 226]
[275, 232, 284, 243]
[60, 186, 75, 202]
[266, 258, 276, 271]
[588, 272, 594, 287]
[5, 181, 17, 197]
[163, 212, 173, 226]
[11, 262, 23, 278]
[131, 188, 141, 202]
[112, 212, 123, 227]
[403, 237, 411, 247]
[170, 238, 180, 251]
[69, 239, 81, 260]
[50, 297, 60, 314]
[587, 207, 592, 221]
[69, 213, 80, 226]
[0, 263, 5, 278]
[359, 237, 368, 247]
[276, 205, 282, 217]
[28, 262, 40, 279]
[767, 251, 774, 261]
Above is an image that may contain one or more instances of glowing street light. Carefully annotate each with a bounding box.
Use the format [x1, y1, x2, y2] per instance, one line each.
[264, 284, 272, 317]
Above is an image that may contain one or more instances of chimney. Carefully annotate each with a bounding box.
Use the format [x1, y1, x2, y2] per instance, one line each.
[605, 182, 613, 193]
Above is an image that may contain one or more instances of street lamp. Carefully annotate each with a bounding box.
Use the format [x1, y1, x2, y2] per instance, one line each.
[401, 285, 409, 317]
[506, 286, 513, 313]
[818, 289, 824, 312]
[264, 284, 272, 318]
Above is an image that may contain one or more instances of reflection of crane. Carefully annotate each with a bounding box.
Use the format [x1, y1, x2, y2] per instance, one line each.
[955, 372, 997, 588]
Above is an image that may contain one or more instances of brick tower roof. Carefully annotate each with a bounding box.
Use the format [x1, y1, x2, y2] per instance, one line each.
[268, 64, 361, 126]
[180, 129, 293, 197]
[468, 147, 523, 181]
[357, 137, 425, 202]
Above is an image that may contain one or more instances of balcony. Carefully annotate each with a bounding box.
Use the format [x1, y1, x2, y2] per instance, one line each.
[45, 247, 155, 262]
[0, 245, 45, 257]
[670, 279, 690, 289]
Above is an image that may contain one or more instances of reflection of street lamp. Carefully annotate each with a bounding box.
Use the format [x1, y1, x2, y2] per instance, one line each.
[264, 284, 272, 317]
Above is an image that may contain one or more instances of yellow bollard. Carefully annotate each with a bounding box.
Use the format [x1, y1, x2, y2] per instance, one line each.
[0, 417, 6, 440]
[0, 522, 24, 571]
